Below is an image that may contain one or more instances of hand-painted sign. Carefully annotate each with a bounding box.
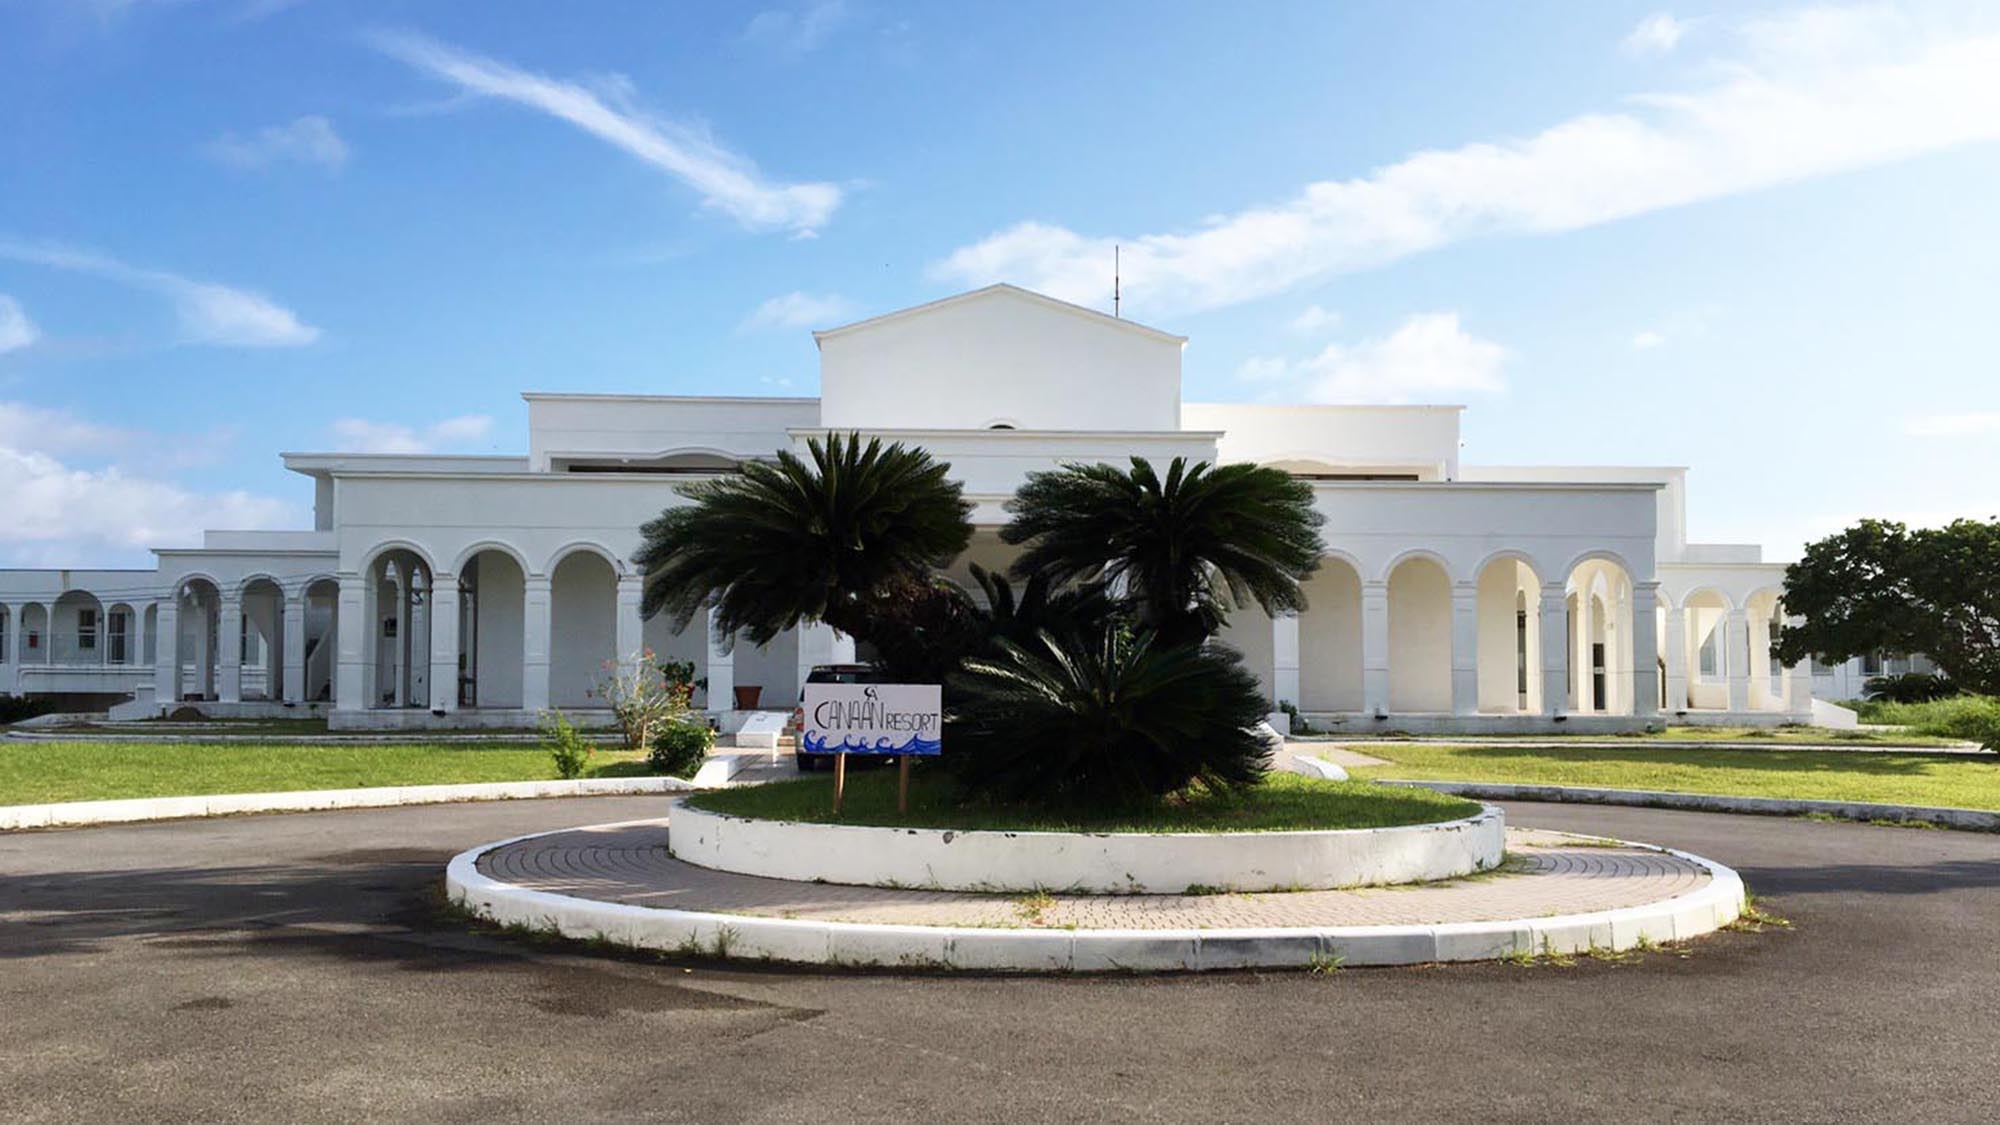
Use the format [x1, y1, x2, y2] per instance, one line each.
[802, 683, 942, 756]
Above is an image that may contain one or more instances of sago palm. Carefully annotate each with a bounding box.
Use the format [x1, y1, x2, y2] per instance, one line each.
[948, 628, 1272, 806]
[634, 432, 974, 656]
[1001, 457, 1325, 646]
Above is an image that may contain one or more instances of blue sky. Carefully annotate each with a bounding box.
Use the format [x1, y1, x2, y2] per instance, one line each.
[3, 0, 1998, 568]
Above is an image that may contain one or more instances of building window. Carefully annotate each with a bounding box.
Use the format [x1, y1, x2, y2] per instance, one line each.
[108, 611, 129, 664]
[77, 608, 97, 651]
[1859, 651, 1883, 676]
[1697, 624, 1720, 679]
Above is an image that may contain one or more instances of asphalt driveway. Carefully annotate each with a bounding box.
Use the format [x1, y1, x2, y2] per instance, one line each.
[3, 797, 1998, 1123]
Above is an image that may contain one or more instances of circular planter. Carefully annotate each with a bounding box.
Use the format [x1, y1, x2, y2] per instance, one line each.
[667, 801, 1505, 894]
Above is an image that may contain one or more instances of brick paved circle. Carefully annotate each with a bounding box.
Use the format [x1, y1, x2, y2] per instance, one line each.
[473, 820, 1712, 931]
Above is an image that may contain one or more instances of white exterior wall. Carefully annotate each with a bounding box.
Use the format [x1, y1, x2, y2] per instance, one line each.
[525, 395, 817, 472]
[1187, 403, 1462, 479]
[816, 286, 1185, 432]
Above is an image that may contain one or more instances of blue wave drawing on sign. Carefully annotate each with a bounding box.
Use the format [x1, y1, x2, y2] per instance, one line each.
[801, 731, 943, 756]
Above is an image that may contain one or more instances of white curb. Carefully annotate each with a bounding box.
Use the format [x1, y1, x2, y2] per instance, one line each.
[445, 820, 1747, 973]
[1379, 779, 2000, 833]
[0, 776, 701, 832]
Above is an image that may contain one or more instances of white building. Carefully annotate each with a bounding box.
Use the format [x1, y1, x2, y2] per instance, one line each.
[1, 284, 1841, 730]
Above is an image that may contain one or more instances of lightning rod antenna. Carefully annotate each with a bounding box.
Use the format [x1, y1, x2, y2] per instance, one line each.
[1114, 244, 1121, 318]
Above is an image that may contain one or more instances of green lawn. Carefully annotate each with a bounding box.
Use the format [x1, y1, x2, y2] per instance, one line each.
[0, 740, 652, 806]
[686, 768, 1482, 833]
[1296, 726, 1962, 747]
[1345, 743, 2000, 811]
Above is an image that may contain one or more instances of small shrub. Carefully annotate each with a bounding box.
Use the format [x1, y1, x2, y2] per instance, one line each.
[1856, 694, 2000, 751]
[0, 695, 54, 725]
[542, 711, 595, 779]
[1863, 672, 1957, 704]
[595, 649, 696, 754]
[647, 719, 715, 779]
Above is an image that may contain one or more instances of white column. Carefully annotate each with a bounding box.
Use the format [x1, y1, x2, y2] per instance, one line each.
[521, 575, 553, 713]
[1539, 583, 1568, 716]
[796, 620, 837, 695]
[1783, 615, 1814, 717]
[1272, 613, 1301, 710]
[1450, 584, 1479, 717]
[704, 605, 735, 713]
[398, 576, 418, 700]
[1361, 581, 1390, 715]
[430, 573, 460, 712]
[615, 574, 645, 666]
[190, 599, 213, 699]
[217, 597, 243, 704]
[153, 600, 179, 705]
[335, 573, 366, 711]
[282, 594, 307, 703]
[1632, 582, 1660, 716]
[1725, 608, 1751, 714]
[1663, 603, 1687, 713]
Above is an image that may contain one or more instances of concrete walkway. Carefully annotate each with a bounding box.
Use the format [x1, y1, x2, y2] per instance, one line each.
[475, 822, 1708, 931]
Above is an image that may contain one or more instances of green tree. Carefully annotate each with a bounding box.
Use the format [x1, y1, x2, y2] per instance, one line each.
[633, 433, 974, 677]
[1775, 518, 2000, 696]
[1000, 457, 1326, 647]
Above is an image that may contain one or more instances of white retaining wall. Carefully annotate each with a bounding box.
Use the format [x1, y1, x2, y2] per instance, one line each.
[666, 802, 1505, 894]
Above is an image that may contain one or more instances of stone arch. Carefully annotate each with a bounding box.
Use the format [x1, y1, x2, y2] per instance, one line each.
[236, 573, 285, 599]
[300, 577, 340, 703]
[106, 601, 138, 666]
[364, 547, 433, 709]
[51, 589, 105, 663]
[1475, 554, 1544, 713]
[550, 548, 619, 708]
[458, 547, 526, 708]
[1387, 555, 1452, 712]
[1566, 556, 1636, 714]
[174, 578, 222, 700]
[1298, 554, 1364, 712]
[1745, 586, 1788, 711]
[452, 540, 532, 579]
[239, 576, 287, 701]
[1558, 548, 1638, 584]
[17, 603, 49, 666]
[1471, 548, 1557, 587]
[358, 539, 437, 577]
[546, 540, 628, 577]
[1378, 547, 1454, 585]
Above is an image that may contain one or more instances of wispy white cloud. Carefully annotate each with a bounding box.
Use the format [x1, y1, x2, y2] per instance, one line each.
[1236, 313, 1508, 403]
[1632, 329, 1667, 350]
[737, 290, 856, 334]
[1902, 411, 2000, 438]
[0, 295, 37, 354]
[328, 413, 494, 454]
[1623, 12, 1689, 56]
[934, 8, 2000, 316]
[372, 30, 843, 237]
[1288, 304, 1340, 334]
[742, 1, 851, 58]
[0, 240, 318, 347]
[0, 400, 292, 565]
[204, 115, 349, 170]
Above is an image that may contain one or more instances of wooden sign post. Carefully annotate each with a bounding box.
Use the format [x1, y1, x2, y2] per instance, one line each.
[801, 682, 941, 819]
